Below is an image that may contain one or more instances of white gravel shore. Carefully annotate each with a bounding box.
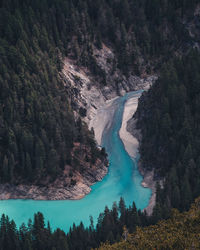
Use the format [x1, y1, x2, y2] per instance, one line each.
[119, 92, 142, 159]
[89, 97, 118, 145]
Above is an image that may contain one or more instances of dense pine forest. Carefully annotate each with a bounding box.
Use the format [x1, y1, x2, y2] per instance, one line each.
[0, 198, 153, 250]
[1, 0, 200, 249]
[0, 0, 111, 184]
[136, 51, 200, 219]
[0, 198, 180, 250]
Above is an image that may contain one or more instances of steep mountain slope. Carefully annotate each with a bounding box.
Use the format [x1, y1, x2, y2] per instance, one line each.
[0, 0, 109, 197]
[131, 51, 200, 220]
[1, 0, 200, 197]
[1, 1, 200, 249]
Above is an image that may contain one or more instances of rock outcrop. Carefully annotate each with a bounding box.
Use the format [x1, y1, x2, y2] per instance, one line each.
[0, 160, 107, 200]
[62, 44, 157, 130]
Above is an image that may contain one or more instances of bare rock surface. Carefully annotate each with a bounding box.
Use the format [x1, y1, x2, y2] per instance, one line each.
[0, 160, 108, 200]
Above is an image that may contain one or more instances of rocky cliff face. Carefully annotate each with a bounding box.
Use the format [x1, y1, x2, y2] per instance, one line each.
[62, 44, 157, 128]
[0, 159, 108, 200]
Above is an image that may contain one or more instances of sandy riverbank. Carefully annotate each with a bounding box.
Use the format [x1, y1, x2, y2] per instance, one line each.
[119, 92, 142, 159]
[119, 93, 156, 215]
[139, 165, 156, 215]
[89, 97, 119, 145]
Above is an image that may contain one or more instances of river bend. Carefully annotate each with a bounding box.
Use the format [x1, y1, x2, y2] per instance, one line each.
[0, 91, 151, 232]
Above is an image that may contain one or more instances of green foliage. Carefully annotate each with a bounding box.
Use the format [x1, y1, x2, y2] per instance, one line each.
[99, 197, 200, 250]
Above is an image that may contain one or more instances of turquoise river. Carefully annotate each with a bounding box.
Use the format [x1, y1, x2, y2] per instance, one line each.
[0, 90, 152, 232]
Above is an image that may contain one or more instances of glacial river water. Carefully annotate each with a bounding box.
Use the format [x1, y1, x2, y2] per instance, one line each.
[0, 91, 151, 232]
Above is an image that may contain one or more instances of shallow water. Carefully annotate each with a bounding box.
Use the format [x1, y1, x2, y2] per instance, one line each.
[0, 90, 151, 232]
